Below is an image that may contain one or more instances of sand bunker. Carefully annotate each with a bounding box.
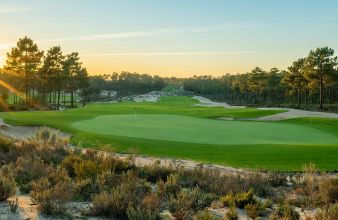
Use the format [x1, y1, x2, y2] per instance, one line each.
[256, 107, 338, 121]
[193, 96, 245, 108]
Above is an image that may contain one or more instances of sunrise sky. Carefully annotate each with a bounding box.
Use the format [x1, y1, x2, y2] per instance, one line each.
[1, 0, 338, 77]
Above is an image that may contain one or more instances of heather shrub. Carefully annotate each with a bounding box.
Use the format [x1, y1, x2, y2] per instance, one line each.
[74, 178, 98, 201]
[14, 156, 54, 193]
[96, 171, 124, 192]
[0, 172, 16, 201]
[193, 210, 217, 220]
[138, 160, 175, 183]
[100, 154, 134, 174]
[157, 173, 181, 200]
[318, 177, 338, 205]
[126, 193, 162, 220]
[61, 154, 83, 178]
[0, 135, 18, 163]
[34, 126, 68, 148]
[315, 203, 338, 220]
[244, 201, 266, 219]
[30, 169, 75, 215]
[267, 172, 288, 187]
[91, 173, 151, 217]
[168, 187, 217, 220]
[221, 189, 256, 208]
[225, 207, 238, 220]
[269, 203, 299, 220]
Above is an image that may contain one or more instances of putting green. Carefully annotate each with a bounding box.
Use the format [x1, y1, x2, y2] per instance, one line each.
[71, 114, 338, 145]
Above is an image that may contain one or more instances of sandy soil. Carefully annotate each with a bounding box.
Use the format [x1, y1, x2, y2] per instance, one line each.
[256, 107, 338, 121]
[0, 119, 70, 140]
[0, 119, 40, 139]
[194, 96, 338, 120]
[193, 96, 246, 108]
[134, 94, 160, 102]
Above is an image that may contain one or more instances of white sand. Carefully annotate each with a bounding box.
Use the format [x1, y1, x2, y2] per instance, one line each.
[193, 96, 245, 108]
[256, 107, 338, 121]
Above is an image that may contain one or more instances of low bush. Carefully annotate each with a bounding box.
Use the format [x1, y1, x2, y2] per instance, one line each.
[269, 203, 299, 220]
[225, 207, 238, 220]
[168, 187, 217, 220]
[96, 171, 123, 192]
[315, 203, 338, 220]
[244, 202, 265, 219]
[318, 177, 338, 205]
[138, 160, 175, 183]
[221, 189, 256, 208]
[14, 156, 55, 193]
[74, 178, 98, 201]
[91, 173, 151, 217]
[30, 168, 75, 215]
[126, 193, 162, 220]
[157, 173, 181, 200]
[0, 173, 16, 201]
[193, 210, 217, 220]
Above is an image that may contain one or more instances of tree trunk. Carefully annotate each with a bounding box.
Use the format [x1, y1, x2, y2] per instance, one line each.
[57, 73, 61, 110]
[297, 88, 301, 108]
[304, 88, 308, 108]
[320, 74, 323, 109]
[71, 75, 74, 107]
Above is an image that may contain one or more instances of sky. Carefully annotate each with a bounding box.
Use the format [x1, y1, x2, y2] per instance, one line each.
[0, 0, 338, 77]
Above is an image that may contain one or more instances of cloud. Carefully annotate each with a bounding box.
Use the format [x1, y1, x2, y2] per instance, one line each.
[0, 6, 42, 14]
[35, 22, 264, 44]
[157, 22, 264, 34]
[37, 31, 154, 44]
[0, 43, 13, 51]
[82, 51, 256, 56]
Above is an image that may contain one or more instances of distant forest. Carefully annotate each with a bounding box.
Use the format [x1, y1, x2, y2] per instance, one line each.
[183, 47, 338, 110]
[0, 36, 337, 111]
[0, 37, 167, 110]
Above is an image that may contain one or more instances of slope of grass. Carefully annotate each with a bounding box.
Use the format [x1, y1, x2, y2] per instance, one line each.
[0, 96, 337, 171]
[72, 114, 338, 145]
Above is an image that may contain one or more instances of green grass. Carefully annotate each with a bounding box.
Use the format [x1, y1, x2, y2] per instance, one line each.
[72, 114, 338, 145]
[0, 96, 337, 171]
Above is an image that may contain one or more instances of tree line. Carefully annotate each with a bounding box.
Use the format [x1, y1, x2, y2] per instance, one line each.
[184, 47, 338, 110]
[85, 72, 167, 101]
[0, 37, 168, 108]
[0, 36, 89, 109]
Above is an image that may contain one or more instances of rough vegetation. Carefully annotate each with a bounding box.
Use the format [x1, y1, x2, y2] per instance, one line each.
[0, 128, 337, 219]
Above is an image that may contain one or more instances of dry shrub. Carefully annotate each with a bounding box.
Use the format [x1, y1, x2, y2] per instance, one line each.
[74, 178, 98, 201]
[30, 168, 75, 215]
[318, 177, 338, 205]
[225, 207, 238, 220]
[193, 210, 217, 220]
[245, 202, 266, 219]
[221, 189, 255, 208]
[168, 187, 217, 220]
[315, 203, 338, 220]
[138, 160, 175, 183]
[0, 171, 16, 201]
[269, 203, 299, 220]
[14, 156, 54, 193]
[96, 171, 124, 192]
[0, 135, 17, 163]
[91, 172, 151, 217]
[127, 193, 162, 220]
[157, 173, 181, 201]
[34, 126, 69, 148]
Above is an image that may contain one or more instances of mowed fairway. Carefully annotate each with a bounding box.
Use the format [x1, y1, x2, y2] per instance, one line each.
[72, 114, 338, 145]
[1, 96, 338, 171]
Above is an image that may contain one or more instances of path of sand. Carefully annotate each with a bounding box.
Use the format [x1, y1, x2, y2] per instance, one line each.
[256, 107, 338, 121]
[194, 96, 338, 120]
[193, 96, 245, 108]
